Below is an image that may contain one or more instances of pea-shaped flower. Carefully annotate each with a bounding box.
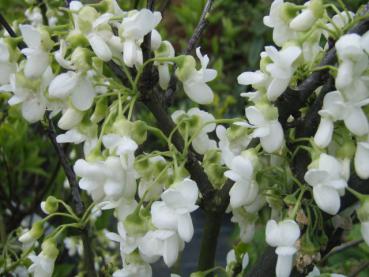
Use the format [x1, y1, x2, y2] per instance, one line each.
[266, 219, 300, 277]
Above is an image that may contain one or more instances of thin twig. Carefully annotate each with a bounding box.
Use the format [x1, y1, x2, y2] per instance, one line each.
[37, 0, 48, 26]
[321, 239, 364, 264]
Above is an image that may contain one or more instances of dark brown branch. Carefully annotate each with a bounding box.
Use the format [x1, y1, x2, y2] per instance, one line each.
[320, 239, 364, 264]
[37, 0, 48, 26]
[197, 211, 223, 275]
[46, 116, 84, 215]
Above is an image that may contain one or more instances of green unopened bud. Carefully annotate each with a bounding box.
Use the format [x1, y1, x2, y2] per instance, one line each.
[71, 47, 91, 71]
[41, 196, 59, 214]
[227, 125, 249, 144]
[205, 163, 226, 189]
[336, 141, 356, 159]
[124, 209, 149, 237]
[173, 167, 189, 182]
[175, 55, 196, 81]
[41, 239, 59, 259]
[125, 250, 144, 265]
[131, 121, 147, 145]
[357, 200, 369, 222]
[155, 41, 174, 59]
[284, 194, 297, 206]
[280, 3, 300, 22]
[19, 221, 44, 243]
[77, 6, 98, 33]
[135, 158, 151, 178]
[310, 0, 324, 18]
[66, 31, 90, 48]
[257, 103, 278, 121]
[90, 97, 108, 123]
[112, 118, 132, 136]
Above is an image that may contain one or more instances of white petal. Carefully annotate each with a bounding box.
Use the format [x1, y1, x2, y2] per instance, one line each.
[314, 117, 334, 148]
[23, 51, 49, 79]
[260, 121, 284, 153]
[313, 184, 341, 215]
[344, 107, 369, 136]
[21, 98, 45, 123]
[87, 33, 112, 62]
[177, 213, 194, 242]
[19, 25, 41, 48]
[289, 9, 315, 31]
[361, 221, 369, 245]
[267, 78, 289, 101]
[183, 80, 213, 105]
[237, 71, 265, 86]
[49, 72, 79, 99]
[245, 106, 265, 126]
[275, 253, 293, 277]
[355, 142, 369, 179]
[71, 77, 96, 111]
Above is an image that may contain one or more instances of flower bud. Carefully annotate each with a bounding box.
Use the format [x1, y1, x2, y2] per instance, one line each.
[336, 141, 356, 159]
[155, 41, 175, 59]
[71, 47, 91, 71]
[131, 121, 147, 145]
[90, 97, 108, 123]
[58, 108, 84, 130]
[77, 6, 98, 33]
[175, 55, 196, 81]
[41, 196, 59, 214]
[280, 3, 300, 23]
[123, 209, 149, 237]
[66, 31, 90, 48]
[41, 239, 59, 259]
[19, 221, 44, 243]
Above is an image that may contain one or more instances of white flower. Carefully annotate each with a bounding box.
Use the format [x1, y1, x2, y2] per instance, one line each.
[120, 9, 162, 67]
[113, 263, 152, 277]
[19, 25, 50, 79]
[355, 140, 369, 179]
[216, 125, 251, 168]
[263, 0, 297, 46]
[102, 134, 138, 169]
[264, 45, 301, 101]
[138, 229, 183, 267]
[237, 70, 269, 91]
[1, 68, 54, 123]
[178, 48, 217, 105]
[314, 90, 369, 148]
[304, 153, 348, 215]
[266, 219, 300, 277]
[28, 240, 58, 277]
[225, 155, 258, 208]
[106, 222, 139, 257]
[237, 106, 284, 153]
[155, 40, 175, 89]
[49, 71, 97, 111]
[0, 39, 16, 86]
[289, 0, 321, 32]
[151, 178, 199, 242]
[74, 156, 136, 203]
[172, 107, 217, 154]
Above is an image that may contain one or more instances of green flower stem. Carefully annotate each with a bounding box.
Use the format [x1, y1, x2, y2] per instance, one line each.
[81, 203, 96, 226]
[290, 188, 306, 220]
[57, 199, 79, 219]
[347, 187, 367, 202]
[42, 212, 79, 223]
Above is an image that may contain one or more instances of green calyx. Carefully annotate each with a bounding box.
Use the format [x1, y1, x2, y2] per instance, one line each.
[280, 3, 301, 23]
[123, 208, 149, 237]
[30, 221, 44, 240]
[175, 55, 196, 81]
[44, 196, 59, 214]
[41, 239, 59, 259]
